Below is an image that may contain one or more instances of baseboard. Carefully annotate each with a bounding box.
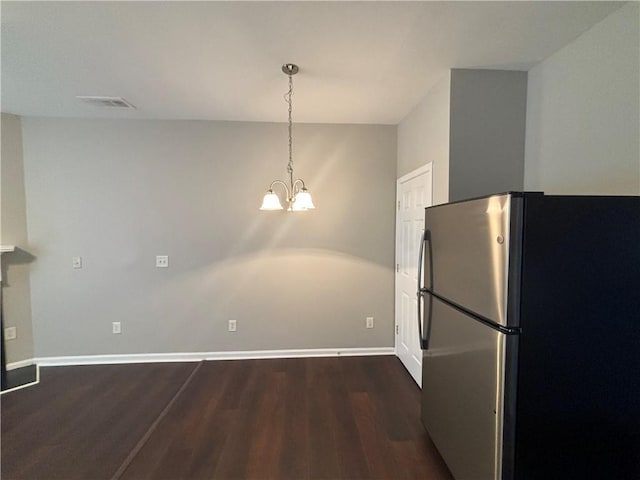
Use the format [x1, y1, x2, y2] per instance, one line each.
[1, 364, 40, 395]
[7, 358, 36, 371]
[36, 347, 395, 367]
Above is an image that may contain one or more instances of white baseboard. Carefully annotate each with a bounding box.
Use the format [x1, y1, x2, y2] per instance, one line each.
[1, 364, 40, 395]
[6, 358, 36, 370]
[36, 347, 395, 367]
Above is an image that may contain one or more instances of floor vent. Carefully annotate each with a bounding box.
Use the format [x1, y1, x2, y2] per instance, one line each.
[76, 96, 136, 109]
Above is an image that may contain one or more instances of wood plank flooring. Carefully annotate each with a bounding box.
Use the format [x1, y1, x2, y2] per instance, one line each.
[1, 356, 453, 480]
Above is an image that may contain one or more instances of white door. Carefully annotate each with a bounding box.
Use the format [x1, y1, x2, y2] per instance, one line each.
[395, 164, 432, 386]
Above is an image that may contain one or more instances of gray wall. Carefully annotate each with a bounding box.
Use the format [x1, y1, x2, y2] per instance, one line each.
[400, 4, 638, 200]
[397, 72, 451, 205]
[397, 69, 527, 203]
[449, 69, 527, 201]
[1, 113, 35, 364]
[21, 118, 397, 357]
[525, 2, 640, 194]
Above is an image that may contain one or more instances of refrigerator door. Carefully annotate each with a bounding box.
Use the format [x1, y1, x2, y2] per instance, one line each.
[423, 193, 514, 327]
[421, 294, 506, 480]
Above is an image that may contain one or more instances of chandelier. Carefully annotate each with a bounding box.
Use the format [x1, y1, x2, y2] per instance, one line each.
[260, 63, 315, 212]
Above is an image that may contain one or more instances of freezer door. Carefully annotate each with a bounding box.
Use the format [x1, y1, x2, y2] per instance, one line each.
[421, 295, 506, 480]
[423, 193, 513, 327]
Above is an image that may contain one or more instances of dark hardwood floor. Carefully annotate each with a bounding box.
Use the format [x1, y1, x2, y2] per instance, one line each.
[1, 356, 453, 480]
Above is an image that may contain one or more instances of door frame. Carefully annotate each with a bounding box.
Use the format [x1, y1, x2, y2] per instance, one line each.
[394, 163, 433, 383]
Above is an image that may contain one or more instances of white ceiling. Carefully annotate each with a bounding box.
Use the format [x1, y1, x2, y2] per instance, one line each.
[1, 1, 624, 125]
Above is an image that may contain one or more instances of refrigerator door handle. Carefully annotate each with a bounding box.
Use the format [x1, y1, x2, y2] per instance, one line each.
[417, 229, 430, 349]
[417, 229, 425, 294]
[417, 290, 424, 349]
[417, 290, 432, 349]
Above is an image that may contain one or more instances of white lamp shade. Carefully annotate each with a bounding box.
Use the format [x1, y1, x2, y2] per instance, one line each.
[293, 189, 315, 210]
[289, 199, 305, 211]
[260, 191, 284, 210]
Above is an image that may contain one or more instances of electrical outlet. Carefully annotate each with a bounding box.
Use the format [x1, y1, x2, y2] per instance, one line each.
[112, 322, 122, 334]
[366, 316, 374, 329]
[4, 326, 17, 340]
[228, 319, 237, 332]
[72, 256, 83, 269]
[156, 255, 169, 268]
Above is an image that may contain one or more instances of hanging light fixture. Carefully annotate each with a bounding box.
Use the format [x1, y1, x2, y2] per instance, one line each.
[260, 63, 315, 212]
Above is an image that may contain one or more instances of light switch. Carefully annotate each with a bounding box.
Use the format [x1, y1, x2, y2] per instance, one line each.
[4, 326, 16, 340]
[72, 256, 82, 269]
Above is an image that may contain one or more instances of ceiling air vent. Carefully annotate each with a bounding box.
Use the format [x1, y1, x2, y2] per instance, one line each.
[76, 96, 136, 109]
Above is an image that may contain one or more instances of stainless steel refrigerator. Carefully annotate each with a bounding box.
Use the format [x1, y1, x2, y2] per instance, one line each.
[417, 192, 640, 480]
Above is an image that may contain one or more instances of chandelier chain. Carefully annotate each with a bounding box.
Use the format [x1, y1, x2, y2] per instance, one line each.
[286, 73, 293, 176]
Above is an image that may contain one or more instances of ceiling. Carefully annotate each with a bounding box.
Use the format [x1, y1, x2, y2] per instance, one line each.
[1, 1, 624, 125]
